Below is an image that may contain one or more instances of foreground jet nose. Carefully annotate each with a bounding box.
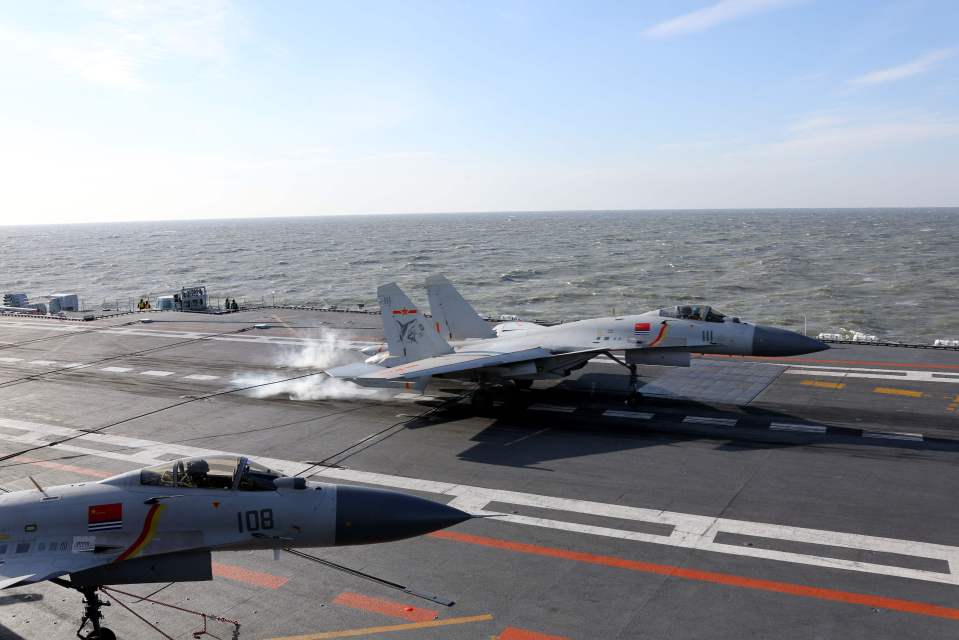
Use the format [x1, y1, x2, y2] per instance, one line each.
[334, 485, 471, 545]
[752, 325, 829, 357]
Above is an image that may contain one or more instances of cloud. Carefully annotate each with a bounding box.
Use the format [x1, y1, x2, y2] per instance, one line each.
[0, 0, 237, 89]
[851, 48, 956, 86]
[644, 0, 795, 38]
[754, 112, 959, 157]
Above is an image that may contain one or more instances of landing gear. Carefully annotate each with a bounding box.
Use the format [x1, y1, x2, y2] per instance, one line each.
[470, 388, 494, 411]
[76, 586, 115, 640]
[513, 379, 533, 390]
[625, 364, 643, 407]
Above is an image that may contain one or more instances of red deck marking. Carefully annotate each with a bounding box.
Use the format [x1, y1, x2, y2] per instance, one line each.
[431, 531, 959, 622]
[701, 354, 959, 370]
[499, 627, 571, 640]
[212, 562, 289, 589]
[333, 591, 437, 622]
[19, 456, 113, 478]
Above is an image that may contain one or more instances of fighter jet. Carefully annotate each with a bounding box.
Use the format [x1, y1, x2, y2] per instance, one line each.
[328, 276, 828, 406]
[0, 455, 470, 639]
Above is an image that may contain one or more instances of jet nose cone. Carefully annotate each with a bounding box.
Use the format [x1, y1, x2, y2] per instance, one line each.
[334, 485, 470, 546]
[752, 325, 829, 357]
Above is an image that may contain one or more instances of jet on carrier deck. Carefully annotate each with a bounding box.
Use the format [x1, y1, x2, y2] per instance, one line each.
[0, 455, 470, 639]
[329, 276, 828, 405]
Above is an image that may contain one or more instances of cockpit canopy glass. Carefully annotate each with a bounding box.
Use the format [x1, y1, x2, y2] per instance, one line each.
[659, 305, 726, 323]
[139, 456, 283, 491]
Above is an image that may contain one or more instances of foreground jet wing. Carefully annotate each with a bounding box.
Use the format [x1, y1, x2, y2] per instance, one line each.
[327, 346, 607, 386]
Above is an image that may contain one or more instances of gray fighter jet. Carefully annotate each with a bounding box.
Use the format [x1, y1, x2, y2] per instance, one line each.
[0, 455, 469, 639]
[329, 276, 827, 405]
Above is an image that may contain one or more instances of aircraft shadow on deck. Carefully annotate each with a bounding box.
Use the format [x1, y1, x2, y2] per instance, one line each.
[409, 375, 947, 469]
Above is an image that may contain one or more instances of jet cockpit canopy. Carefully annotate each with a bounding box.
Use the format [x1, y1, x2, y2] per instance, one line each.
[660, 305, 727, 323]
[139, 456, 283, 491]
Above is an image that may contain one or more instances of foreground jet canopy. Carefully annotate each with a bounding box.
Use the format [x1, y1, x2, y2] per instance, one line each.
[328, 277, 828, 391]
[0, 455, 470, 591]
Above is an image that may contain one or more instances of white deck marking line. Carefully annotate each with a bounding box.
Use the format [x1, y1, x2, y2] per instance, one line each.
[770, 422, 827, 433]
[182, 374, 220, 381]
[862, 431, 924, 442]
[28, 360, 57, 365]
[0, 416, 958, 586]
[683, 416, 737, 426]
[528, 404, 577, 413]
[785, 368, 959, 384]
[101, 367, 133, 373]
[603, 410, 654, 420]
[140, 370, 175, 377]
[0, 357, 23, 363]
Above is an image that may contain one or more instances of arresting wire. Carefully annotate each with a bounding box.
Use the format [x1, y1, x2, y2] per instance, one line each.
[0, 325, 255, 390]
[0, 369, 328, 465]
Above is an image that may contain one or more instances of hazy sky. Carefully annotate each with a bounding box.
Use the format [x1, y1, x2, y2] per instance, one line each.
[1, 0, 957, 224]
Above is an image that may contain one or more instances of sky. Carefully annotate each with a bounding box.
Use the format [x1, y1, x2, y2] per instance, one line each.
[0, 0, 957, 225]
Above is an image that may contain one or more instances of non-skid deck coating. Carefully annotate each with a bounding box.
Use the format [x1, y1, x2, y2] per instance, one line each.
[0, 309, 958, 640]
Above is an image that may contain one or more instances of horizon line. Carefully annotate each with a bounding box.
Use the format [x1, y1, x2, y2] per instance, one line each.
[3, 205, 959, 227]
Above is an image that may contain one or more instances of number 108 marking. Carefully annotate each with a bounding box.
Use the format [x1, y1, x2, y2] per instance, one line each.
[237, 508, 274, 532]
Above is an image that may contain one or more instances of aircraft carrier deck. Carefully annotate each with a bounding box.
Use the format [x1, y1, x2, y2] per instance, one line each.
[1, 309, 957, 639]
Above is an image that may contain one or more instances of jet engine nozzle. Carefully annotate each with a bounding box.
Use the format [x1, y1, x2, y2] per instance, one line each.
[334, 485, 470, 545]
[752, 325, 829, 357]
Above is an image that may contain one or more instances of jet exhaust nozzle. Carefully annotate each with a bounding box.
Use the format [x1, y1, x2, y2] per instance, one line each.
[334, 485, 470, 545]
[752, 325, 829, 357]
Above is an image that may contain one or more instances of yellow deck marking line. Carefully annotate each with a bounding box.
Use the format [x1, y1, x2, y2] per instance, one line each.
[265, 614, 494, 640]
[873, 387, 924, 398]
[800, 380, 845, 390]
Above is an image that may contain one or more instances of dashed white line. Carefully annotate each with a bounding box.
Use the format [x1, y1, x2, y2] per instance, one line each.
[862, 431, 924, 442]
[770, 422, 826, 433]
[603, 410, 654, 420]
[683, 416, 738, 427]
[0, 416, 956, 587]
[529, 404, 577, 413]
[140, 370, 175, 377]
[0, 357, 23, 363]
[28, 360, 57, 366]
[182, 374, 220, 381]
[101, 367, 133, 373]
[786, 367, 959, 385]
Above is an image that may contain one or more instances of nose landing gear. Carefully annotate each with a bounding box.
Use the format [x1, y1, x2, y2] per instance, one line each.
[76, 585, 115, 640]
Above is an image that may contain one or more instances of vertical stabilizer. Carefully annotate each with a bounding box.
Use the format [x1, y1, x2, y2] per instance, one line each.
[378, 283, 454, 362]
[426, 275, 495, 341]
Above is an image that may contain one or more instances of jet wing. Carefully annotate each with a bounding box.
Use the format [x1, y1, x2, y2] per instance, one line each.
[328, 347, 558, 384]
[0, 549, 110, 589]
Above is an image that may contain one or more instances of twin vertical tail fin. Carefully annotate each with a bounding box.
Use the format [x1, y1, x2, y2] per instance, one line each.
[378, 283, 453, 363]
[426, 274, 495, 341]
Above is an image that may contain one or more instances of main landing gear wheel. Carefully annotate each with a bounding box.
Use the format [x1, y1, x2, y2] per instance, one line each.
[625, 391, 644, 407]
[512, 379, 534, 390]
[76, 585, 115, 640]
[470, 389, 494, 411]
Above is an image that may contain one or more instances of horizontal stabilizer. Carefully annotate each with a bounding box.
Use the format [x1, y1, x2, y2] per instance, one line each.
[325, 362, 387, 379]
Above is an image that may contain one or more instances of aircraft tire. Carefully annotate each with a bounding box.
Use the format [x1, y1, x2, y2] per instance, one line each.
[471, 390, 493, 412]
[513, 379, 533, 390]
[625, 393, 644, 407]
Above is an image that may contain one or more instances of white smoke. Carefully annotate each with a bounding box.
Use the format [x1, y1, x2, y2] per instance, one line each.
[232, 330, 392, 401]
